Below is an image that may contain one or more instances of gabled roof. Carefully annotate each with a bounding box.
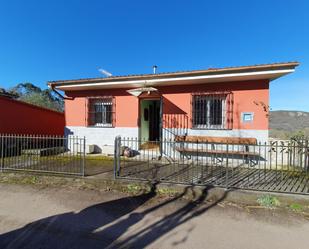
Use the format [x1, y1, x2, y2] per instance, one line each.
[48, 62, 299, 91]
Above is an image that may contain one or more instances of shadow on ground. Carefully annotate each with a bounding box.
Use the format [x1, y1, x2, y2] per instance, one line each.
[0, 183, 229, 249]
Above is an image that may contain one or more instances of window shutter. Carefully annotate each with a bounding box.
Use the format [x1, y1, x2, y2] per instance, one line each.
[87, 98, 95, 126]
[226, 93, 234, 129]
[86, 98, 91, 126]
[112, 97, 116, 127]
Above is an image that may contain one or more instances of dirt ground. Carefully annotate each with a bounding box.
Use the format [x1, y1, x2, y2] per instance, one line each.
[0, 183, 309, 249]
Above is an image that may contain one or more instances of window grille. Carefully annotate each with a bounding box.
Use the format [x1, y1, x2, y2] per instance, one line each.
[87, 97, 114, 127]
[192, 92, 233, 129]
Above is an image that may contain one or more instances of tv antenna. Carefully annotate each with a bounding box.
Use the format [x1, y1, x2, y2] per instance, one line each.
[98, 68, 113, 77]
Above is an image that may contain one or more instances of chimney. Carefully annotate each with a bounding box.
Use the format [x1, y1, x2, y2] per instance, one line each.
[153, 65, 158, 74]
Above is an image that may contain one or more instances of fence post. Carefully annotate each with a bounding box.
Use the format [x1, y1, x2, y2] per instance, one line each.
[114, 136, 120, 179]
[194, 140, 199, 184]
[225, 143, 229, 188]
[305, 140, 309, 173]
[82, 136, 86, 177]
[0, 135, 4, 172]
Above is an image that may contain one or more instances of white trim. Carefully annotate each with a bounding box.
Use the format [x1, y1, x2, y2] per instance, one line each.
[66, 126, 269, 153]
[56, 69, 295, 90]
[65, 126, 139, 147]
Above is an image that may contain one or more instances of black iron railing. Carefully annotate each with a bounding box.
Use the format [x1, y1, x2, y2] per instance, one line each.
[114, 137, 309, 194]
[0, 134, 85, 176]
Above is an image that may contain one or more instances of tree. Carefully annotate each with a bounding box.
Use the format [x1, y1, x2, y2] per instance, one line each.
[5, 83, 64, 112]
[19, 92, 64, 112]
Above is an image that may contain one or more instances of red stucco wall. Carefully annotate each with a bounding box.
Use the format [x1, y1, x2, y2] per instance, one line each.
[0, 97, 65, 135]
[64, 80, 269, 130]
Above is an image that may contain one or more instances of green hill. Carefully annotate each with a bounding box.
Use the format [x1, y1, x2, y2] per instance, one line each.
[269, 110, 309, 139]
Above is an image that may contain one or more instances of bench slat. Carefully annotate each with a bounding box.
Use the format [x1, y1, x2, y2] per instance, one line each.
[175, 135, 257, 145]
[175, 147, 259, 156]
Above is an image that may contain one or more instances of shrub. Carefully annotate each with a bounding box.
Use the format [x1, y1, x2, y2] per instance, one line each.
[257, 195, 280, 208]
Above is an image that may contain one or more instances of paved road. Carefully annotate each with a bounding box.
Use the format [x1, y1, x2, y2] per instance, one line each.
[0, 183, 309, 249]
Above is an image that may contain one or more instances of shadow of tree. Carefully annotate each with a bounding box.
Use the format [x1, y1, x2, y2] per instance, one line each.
[0, 183, 228, 249]
[108, 186, 228, 248]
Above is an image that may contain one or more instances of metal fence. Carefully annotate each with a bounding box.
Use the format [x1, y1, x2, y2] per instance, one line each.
[114, 137, 309, 194]
[0, 134, 85, 176]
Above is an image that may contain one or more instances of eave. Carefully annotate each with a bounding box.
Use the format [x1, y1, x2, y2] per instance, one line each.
[48, 62, 299, 91]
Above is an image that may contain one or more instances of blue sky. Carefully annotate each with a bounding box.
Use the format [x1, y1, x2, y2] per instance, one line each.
[0, 0, 308, 111]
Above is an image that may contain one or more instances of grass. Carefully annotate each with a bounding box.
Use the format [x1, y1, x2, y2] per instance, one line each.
[126, 183, 143, 194]
[2, 154, 115, 177]
[124, 183, 155, 195]
[124, 184, 180, 196]
[157, 187, 179, 196]
[257, 195, 280, 209]
[289, 203, 304, 212]
[85, 155, 114, 161]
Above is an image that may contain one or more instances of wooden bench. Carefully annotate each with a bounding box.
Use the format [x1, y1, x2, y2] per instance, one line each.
[175, 135, 257, 145]
[174, 135, 259, 164]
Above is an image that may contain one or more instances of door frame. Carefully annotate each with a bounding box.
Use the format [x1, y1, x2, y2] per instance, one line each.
[138, 96, 163, 154]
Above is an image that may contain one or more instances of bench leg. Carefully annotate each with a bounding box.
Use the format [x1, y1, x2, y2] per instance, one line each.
[249, 159, 258, 167]
[210, 144, 222, 165]
[245, 145, 250, 165]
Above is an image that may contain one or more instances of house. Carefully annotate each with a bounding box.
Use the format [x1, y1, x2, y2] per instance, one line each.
[0, 93, 65, 136]
[48, 62, 299, 153]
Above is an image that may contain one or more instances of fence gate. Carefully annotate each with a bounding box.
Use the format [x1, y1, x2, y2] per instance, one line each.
[0, 134, 86, 176]
[114, 136, 309, 195]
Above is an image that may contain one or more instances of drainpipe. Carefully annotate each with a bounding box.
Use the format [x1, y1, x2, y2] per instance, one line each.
[48, 84, 74, 100]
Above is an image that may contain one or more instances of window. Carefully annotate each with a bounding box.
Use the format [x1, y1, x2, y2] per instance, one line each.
[88, 97, 114, 127]
[242, 112, 254, 123]
[192, 94, 227, 129]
